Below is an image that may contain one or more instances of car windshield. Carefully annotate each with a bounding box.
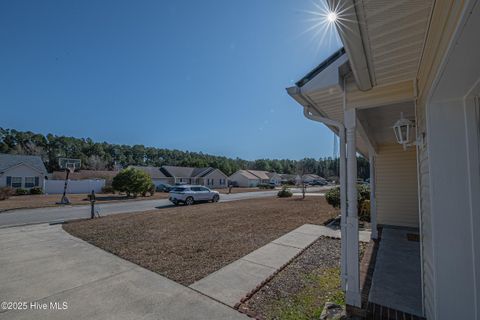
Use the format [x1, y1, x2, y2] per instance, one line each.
[172, 187, 188, 192]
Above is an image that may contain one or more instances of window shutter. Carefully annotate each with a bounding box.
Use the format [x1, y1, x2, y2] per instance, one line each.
[35, 177, 39, 186]
[6, 176, 11, 187]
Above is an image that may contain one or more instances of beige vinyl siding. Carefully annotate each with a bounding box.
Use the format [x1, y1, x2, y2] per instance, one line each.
[375, 143, 419, 228]
[417, 99, 435, 319]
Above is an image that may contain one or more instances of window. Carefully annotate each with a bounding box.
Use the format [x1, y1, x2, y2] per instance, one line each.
[219, 179, 225, 185]
[25, 177, 36, 188]
[11, 177, 22, 188]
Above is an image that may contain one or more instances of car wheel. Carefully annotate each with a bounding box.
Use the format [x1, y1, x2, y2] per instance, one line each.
[185, 197, 194, 205]
[212, 194, 219, 203]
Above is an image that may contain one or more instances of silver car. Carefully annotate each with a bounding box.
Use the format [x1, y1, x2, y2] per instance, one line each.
[169, 185, 220, 205]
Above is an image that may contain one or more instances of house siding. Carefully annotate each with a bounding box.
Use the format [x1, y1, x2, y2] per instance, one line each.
[0, 164, 45, 189]
[417, 99, 434, 319]
[229, 172, 259, 187]
[202, 169, 229, 189]
[375, 143, 419, 228]
[415, 2, 468, 318]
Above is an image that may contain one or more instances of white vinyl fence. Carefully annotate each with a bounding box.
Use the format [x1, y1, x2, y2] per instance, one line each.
[44, 179, 105, 194]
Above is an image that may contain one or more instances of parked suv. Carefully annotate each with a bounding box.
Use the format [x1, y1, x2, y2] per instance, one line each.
[169, 185, 220, 205]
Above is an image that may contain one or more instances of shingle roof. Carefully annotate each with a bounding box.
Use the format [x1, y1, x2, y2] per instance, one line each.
[280, 174, 300, 180]
[0, 153, 47, 174]
[247, 170, 271, 180]
[130, 166, 169, 179]
[161, 166, 213, 178]
[231, 170, 259, 180]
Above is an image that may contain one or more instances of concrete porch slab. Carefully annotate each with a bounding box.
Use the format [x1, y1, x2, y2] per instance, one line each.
[368, 227, 422, 316]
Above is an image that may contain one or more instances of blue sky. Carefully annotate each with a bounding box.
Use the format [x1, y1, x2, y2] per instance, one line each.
[0, 0, 342, 160]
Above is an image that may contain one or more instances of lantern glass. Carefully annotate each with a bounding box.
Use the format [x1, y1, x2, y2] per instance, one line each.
[393, 114, 413, 145]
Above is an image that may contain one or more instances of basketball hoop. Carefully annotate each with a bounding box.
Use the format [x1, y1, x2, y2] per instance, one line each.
[57, 158, 81, 205]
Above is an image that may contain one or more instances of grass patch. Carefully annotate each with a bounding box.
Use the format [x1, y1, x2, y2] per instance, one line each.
[270, 268, 344, 320]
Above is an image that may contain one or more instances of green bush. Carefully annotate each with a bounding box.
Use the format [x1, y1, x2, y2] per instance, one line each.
[29, 187, 43, 195]
[325, 187, 341, 208]
[325, 184, 371, 221]
[112, 168, 153, 197]
[258, 183, 275, 189]
[142, 183, 156, 197]
[0, 187, 15, 201]
[15, 188, 29, 196]
[101, 185, 115, 194]
[277, 186, 293, 198]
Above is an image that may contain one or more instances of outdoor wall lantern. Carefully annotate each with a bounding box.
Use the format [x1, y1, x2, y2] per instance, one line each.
[393, 112, 415, 150]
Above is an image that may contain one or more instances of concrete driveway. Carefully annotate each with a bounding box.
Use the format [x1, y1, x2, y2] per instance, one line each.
[0, 187, 329, 228]
[0, 224, 245, 320]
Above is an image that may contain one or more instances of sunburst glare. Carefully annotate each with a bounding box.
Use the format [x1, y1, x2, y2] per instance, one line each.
[296, 0, 352, 57]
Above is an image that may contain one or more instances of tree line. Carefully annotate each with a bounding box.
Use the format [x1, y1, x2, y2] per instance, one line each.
[0, 128, 369, 179]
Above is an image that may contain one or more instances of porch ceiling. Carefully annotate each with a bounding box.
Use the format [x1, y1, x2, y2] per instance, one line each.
[357, 102, 415, 145]
[331, 0, 434, 88]
[357, 0, 435, 86]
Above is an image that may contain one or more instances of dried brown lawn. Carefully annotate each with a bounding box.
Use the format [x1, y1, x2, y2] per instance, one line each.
[0, 192, 169, 212]
[64, 196, 338, 285]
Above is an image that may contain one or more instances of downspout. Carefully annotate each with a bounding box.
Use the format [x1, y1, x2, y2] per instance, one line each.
[302, 105, 348, 291]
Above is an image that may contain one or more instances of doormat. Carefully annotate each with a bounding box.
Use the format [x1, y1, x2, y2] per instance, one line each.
[406, 233, 420, 242]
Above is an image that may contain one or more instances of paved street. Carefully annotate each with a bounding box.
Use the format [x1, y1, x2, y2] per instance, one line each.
[0, 187, 329, 228]
[0, 224, 246, 320]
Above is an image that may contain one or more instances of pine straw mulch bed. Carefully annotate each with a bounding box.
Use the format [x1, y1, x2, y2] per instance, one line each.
[63, 196, 337, 285]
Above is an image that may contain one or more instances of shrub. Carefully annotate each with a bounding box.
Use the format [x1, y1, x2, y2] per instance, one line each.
[277, 186, 293, 198]
[325, 187, 340, 208]
[142, 183, 156, 197]
[325, 184, 371, 221]
[101, 185, 115, 194]
[30, 187, 43, 195]
[0, 187, 15, 201]
[258, 183, 275, 189]
[15, 188, 29, 196]
[112, 167, 153, 197]
[359, 199, 371, 222]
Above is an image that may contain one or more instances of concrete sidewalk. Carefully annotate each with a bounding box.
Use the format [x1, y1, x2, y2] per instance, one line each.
[0, 224, 245, 320]
[190, 224, 372, 307]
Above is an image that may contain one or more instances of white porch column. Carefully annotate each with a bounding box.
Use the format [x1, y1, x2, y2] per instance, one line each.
[345, 108, 361, 307]
[369, 153, 378, 239]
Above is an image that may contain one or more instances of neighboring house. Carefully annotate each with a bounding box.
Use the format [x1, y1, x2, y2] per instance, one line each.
[301, 174, 326, 184]
[129, 166, 172, 187]
[229, 170, 282, 187]
[228, 170, 261, 187]
[279, 174, 302, 185]
[160, 166, 228, 189]
[0, 154, 47, 189]
[287, 1, 480, 319]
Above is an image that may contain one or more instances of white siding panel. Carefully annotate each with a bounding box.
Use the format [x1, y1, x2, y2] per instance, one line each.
[375, 143, 419, 227]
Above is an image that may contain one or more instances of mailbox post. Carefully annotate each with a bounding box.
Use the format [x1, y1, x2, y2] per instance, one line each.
[88, 190, 96, 219]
